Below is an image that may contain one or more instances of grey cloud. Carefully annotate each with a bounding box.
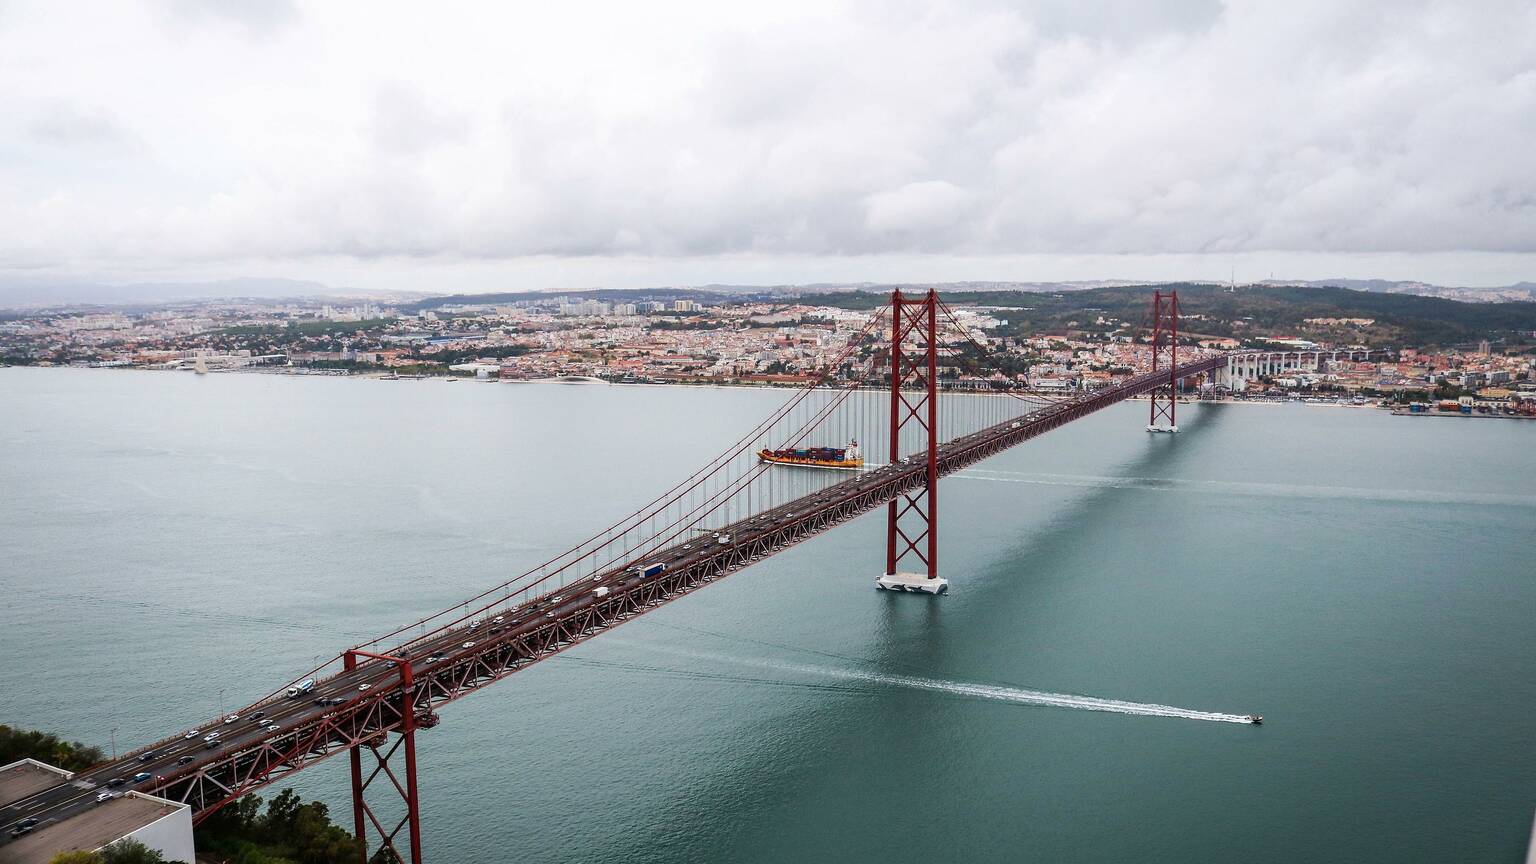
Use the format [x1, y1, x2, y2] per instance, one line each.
[370, 82, 470, 156]
[155, 0, 298, 36]
[0, 0, 1533, 276]
[29, 104, 131, 146]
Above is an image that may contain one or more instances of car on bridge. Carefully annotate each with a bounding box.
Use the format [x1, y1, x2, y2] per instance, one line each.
[9, 817, 40, 837]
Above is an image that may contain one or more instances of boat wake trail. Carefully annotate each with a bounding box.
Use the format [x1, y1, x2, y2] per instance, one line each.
[631, 642, 1254, 724]
[849, 669, 1255, 723]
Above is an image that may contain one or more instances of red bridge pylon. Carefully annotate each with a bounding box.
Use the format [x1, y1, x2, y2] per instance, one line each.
[344, 649, 424, 864]
[877, 289, 947, 594]
[1147, 289, 1181, 433]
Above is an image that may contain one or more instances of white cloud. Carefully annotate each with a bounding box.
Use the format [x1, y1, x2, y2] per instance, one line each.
[865, 181, 973, 237]
[0, 0, 1532, 292]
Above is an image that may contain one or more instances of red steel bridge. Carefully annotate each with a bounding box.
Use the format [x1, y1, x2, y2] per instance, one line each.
[2, 290, 1225, 863]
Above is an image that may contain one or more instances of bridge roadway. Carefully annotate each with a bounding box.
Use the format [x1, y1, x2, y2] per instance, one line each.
[0, 354, 1226, 847]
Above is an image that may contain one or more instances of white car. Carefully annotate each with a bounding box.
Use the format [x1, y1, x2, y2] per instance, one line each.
[183, 730, 200, 740]
[492, 616, 503, 623]
[358, 683, 372, 691]
[223, 714, 239, 724]
[202, 731, 220, 742]
[462, 641, 475, 649]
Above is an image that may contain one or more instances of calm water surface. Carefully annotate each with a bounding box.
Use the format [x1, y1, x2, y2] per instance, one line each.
[1, 368, 1533, 862]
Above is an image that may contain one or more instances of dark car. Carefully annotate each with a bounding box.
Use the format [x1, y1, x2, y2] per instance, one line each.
[138, 752, 156, 762]
[9, 818, 40, 837]
[132, 772, 152, 783]
[251, 711, 266, 720]
[205, 739, 224, 749]
[176, 755, 195, 765]
[105, 777, 126, 788]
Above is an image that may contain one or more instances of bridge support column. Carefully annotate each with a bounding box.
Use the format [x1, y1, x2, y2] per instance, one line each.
[1146, 290, 1180, 433]
[877, 288, 948, 594]
[345, 649, 426, 864]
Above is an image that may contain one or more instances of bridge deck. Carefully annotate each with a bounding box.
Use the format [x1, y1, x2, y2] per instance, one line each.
[0, 355, 1226, 839]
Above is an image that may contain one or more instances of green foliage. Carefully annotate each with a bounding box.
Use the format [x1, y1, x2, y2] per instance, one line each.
[48, 852, 103, 864]
[424, 345, 528, 364]
[215, 319, 398, 338]
[381, 364, 449, 377]
[648, 318, 726, 330]
[196, 789, 361, 864]
[799, 284, 1536, 348]
[101, 838, 181, 863]
[1432, 379, 1465, 399]
[0, 723, 104, 771]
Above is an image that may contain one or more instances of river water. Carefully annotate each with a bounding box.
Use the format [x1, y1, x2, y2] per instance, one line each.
[2, 367, 1533, 862]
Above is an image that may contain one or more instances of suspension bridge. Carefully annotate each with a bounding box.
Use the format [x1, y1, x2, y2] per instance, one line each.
[2, 289, 1230, 863]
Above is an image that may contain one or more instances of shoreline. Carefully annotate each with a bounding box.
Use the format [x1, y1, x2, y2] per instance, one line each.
[14, 366, 1533, 419]
[4, 364, 1418, 410]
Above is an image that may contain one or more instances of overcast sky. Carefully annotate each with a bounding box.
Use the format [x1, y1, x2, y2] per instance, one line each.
[2, 0, 1534, 297]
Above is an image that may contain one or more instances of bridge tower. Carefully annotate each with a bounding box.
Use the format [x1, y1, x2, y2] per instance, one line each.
[1147, 289, 1180, 433]
[876, 288, 947, 594]
[345, 649, 426, 864]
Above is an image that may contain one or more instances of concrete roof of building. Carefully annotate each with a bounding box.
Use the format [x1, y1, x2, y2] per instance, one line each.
[0, 794, 183, 864]
[0, 761, 71, 809]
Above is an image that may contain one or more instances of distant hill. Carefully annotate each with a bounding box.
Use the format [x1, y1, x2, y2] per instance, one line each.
[1263, 279, 1535, 303]
[5, 272, 1532, 313]
[800, 283, 1536, 349]
[0, 276, 349, 307]
[398, 286, 753, 313]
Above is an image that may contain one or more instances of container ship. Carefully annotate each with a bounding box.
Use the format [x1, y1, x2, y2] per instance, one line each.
[758, 440, 863, 470]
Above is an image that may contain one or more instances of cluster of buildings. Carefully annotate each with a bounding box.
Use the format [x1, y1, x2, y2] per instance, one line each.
[2, 294, 1532, 414]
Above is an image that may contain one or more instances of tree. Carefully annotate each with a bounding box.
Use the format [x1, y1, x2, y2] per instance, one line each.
[100, 838, 181, 863]
[289, 800, 361, 864]
[0, 724, 104, 772]
[48, 852, 102, 864]
[261, 788, 302, 843]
